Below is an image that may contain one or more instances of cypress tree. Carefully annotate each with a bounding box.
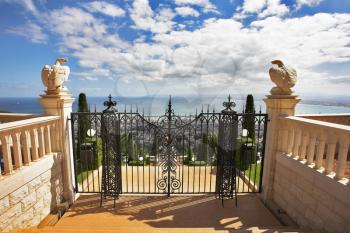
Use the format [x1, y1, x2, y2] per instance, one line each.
[78, 93, 90, 142]
[127, 133, 137, 161]
[198, 133, 208, 162]
[242, 94, 255, 140]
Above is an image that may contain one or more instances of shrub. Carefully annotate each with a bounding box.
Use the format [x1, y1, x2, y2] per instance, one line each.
[83, 136, 102, 169]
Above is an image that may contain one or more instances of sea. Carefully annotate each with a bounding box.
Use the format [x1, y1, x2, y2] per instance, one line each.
[0, 96, 350, 116]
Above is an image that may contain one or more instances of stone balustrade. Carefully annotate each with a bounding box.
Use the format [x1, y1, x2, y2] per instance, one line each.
[298, 113, 350, 126]
[279, 116, 350, 181]
[0, 113, 38, 124]
[0, 116, 60, 178]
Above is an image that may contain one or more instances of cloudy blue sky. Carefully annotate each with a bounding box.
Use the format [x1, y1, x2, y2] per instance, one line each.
[0, 0, 349, 98]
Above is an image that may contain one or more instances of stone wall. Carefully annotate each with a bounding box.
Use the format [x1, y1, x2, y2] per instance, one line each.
[0, 153, 63, 232]
[272, 154, 350, 233]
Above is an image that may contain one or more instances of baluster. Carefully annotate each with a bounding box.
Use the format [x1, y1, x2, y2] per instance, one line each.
[287, 127, 294, 155]
[21, 130, 31, 165]
[325, 140, 336, 174]
[51, 121, 60, 152]
[282, 128, 289, 153]
[315, 131, 326, 169]
[307, 134, 317, 165]
[292, 129, 302, 158]
[277, 128, 284, 151]
[0, 134, 13, 174]
[335, 138, 350, 179]
[44, 124, 52, 154]
[30, 128, 39, 161]
[299, 132, 309, 161]
[38, 126, 45, 157]
[11, 132, 23, 169]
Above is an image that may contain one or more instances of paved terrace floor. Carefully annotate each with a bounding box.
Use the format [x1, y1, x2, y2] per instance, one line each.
[49, 194, 283, 232]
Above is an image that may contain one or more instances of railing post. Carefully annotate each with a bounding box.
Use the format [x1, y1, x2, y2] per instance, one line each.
[0, 134, 13, 174]
[30, 128, 39, 161]
[292, 129, 302, 159]
[45, 124, 52, 154]
[307, 134, 317, 165]
[299, 133, 309, 161]
[325, 141, 336, 174]
[281, 128, 289, 153]
[11, 132, 23, 169]
[287, 127, 294, 155]
[38, 126, 46, 158]
[314, 131, 326, 169]
[21, 130, 31, 165]
[335, 137, 350, 179]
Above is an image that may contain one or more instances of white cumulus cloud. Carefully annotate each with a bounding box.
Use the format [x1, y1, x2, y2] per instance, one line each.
[174, 0, 217, 13]
[235, 0, 289, 19]
[45, 10, 350, 95]
[129, 0, 175, 34]
[83, 1, 125, 17]
[296, 0, 323, 9]
[7, 22, 47, 44]
[175, 6, 200, 17]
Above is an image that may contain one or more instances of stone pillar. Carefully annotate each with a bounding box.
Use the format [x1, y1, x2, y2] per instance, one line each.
[262, 96, 300, 202]
[38, 58, 75, 204]
[261, 60, 300, 204]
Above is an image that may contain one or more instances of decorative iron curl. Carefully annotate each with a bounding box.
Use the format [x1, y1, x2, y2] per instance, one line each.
[157, 178, 167, 191]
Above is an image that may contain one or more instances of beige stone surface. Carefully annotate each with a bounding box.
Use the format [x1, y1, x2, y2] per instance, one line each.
[0, 155, 63, 232]
[55, 194, 282, 231]
[272, 154, 350, 233]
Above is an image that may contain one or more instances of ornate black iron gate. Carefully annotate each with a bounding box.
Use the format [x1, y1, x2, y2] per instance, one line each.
[71, 95, 268, 206]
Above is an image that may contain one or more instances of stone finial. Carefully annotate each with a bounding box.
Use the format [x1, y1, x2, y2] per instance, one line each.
[41, 58, 70, 95]
[269, 60, 297, 95]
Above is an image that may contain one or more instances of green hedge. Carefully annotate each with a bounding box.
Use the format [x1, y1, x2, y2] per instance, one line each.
[235, 137, 257, 171]
[187, 160, 206, 166]
[128, 157, 150, 166]
[76, 136, 102, 184]
[83, 136, 102, 169]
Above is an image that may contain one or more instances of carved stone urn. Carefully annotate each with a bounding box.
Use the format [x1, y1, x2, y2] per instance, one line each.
[41, 58, 70, 95]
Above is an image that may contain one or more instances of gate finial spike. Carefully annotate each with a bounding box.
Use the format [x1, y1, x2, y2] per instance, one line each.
[222, 94, 236, 113]
[103, 94, 117, 112]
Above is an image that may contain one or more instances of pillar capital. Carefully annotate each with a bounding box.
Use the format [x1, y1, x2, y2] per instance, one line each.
[264, 95, 300, 117]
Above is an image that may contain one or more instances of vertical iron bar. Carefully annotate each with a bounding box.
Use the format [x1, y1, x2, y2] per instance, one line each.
[167, 97, 172, 197]
[259, 115, 268, 192]
[71, 114, 79, 192]
[193, 109, 198, 193]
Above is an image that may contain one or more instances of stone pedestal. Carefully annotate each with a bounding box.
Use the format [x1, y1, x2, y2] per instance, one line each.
[39, 92, 75, 204]
[261, 94, 300, 203]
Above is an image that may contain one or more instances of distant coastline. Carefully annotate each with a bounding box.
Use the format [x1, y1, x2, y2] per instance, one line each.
[0, 96, 350, 116]
[300, 100, 350, 108]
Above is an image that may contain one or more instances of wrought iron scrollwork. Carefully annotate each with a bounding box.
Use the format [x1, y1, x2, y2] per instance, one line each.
[156, 96, 181, 195]
[100, 95, 121, 207]
[216, 95, 238, 206]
